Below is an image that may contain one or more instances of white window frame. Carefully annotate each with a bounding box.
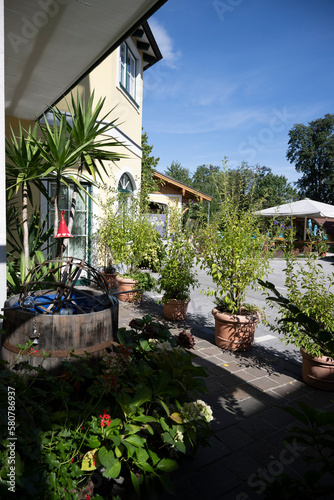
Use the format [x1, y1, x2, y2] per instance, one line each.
[118, 39, 141, 107]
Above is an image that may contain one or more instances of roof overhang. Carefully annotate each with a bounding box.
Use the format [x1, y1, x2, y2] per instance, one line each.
[133, 20, 162, 71]
[5, 0, 167, 120]
[154, 171, 212, 202]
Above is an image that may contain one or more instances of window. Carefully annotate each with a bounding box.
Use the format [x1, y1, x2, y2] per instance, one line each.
[118, 173, 135, 194]
[47, 182, 91, 261]
[119, 42, 139, 103]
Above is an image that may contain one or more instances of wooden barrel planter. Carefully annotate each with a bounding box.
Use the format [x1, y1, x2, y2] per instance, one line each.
[2, 288, 119, 374]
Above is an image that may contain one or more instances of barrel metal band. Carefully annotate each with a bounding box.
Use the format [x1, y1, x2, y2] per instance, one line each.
[2, 339, 116, 357]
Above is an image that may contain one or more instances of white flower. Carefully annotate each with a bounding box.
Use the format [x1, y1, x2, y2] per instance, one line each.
[180, 400, 213, 423]
[155, 341, 173, 352]
[174, 429, 184, 442]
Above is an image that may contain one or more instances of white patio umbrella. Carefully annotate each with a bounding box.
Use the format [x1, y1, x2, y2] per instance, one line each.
[255, 198, 334, 240]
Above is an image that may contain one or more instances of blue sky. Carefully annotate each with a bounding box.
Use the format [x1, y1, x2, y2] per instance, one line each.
[142, 0, 334, 185]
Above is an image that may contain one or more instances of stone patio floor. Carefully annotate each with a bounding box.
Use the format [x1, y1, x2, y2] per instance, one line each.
[118, 297, 334, 500]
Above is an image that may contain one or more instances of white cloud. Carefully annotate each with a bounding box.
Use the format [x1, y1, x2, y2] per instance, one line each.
[149, 19, 181, 68]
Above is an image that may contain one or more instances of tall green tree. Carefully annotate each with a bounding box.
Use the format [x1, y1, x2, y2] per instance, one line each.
[165, 161, 193, 186]
[141, 131, 159, 209]
[253, 166, 299, 208]
[192, 164, 221, 217]
[286, 114, 334, 203]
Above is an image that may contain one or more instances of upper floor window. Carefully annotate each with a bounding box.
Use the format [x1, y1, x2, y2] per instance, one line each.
[119, 41, 140, 106]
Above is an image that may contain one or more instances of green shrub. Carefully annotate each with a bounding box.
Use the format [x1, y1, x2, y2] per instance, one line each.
[0, 317, 212, 499]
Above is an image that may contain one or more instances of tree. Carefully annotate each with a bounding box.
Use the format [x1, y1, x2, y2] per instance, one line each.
[141, 131, 159, 209]
[286, 114, 334, 203]
[165, 161, 193, 186]
[253, 166, 299, 208]
[6, 123, 51, 270]
[191, 164, 221, 218]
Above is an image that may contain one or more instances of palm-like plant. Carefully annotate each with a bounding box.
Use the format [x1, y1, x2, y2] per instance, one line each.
[6, 92, 125, 278]
[57, 92, 126, 245]
[6, 123, 50, 270]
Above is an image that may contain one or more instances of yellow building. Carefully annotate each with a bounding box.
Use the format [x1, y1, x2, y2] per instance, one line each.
[1, 0, 168, 312]
[5, 14, 163, 264]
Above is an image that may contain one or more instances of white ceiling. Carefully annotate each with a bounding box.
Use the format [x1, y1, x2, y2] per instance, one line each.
[5, 0, 166, 120]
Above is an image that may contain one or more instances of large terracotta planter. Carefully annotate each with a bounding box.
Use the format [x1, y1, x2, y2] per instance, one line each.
[116, 276, 142, 302]
[301, 348, 334, 391]
[212, 308, 260, 351]
[163, 299, 189, 321]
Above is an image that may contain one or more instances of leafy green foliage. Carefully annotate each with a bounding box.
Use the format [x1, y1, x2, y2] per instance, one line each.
[252, 165, 299, 208]
[264, 402, 334, 499]
[260, 252, 334, 357]
[287, 113, 334, 203]
[155, 214, 199, 302]
[196, 161, 274, 314]
[140, 131, 160, 210]
[6, 208, 55, 295]
[165, 161, 193, 186]
[97, 186, 162, 274]
[0, 318, 212, 499]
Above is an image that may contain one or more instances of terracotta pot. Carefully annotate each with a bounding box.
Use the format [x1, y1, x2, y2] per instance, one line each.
[212, 308, 260, 351]
[116, 276, 142, 302]
[301, 348, 334, 391]
[102, 272, 118, 289]
[163, 299, 189, 321]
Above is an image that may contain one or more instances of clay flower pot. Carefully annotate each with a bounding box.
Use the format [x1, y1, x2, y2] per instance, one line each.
[102, 272, 118, 289]
[301, 348, 334, 391]
[212, 308, 260, 351]
[116, 276, 142, 303]
[163, 299, 190, 321]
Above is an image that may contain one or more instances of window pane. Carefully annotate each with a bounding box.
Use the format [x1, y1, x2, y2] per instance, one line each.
[68, 237, 86, 260]
[72, 212, 87, 235]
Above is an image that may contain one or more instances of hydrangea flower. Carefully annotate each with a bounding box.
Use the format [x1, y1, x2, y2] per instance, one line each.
[180, 400, 213, 423]
[155, 341, 173, 353]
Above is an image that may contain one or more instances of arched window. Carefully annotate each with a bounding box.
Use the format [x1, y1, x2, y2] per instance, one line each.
[118, 173, 135, 194]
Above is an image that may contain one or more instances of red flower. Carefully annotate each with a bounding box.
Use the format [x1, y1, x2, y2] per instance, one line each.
[99, 411, 111, 427]
[104, 373, 118, 389]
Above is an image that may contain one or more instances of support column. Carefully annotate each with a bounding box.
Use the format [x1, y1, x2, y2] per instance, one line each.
[0, 0, 6, 332]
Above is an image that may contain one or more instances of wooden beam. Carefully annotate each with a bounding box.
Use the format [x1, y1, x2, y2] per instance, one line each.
[137, 41, 150, 51]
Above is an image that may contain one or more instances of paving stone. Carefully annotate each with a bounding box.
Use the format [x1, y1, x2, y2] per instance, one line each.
[248, 376, 281, 391]
[222, 450, 264, 481]
[258, 406, 296, 429]
[205, 363, 229, 377]
[211, 406, 242, 430]
[219, 374, 247, 388]
[236, 414, 277, 440]
[233, 369, 259, 383]
[243, 365, 272, 378]
[216, 426, 254, 450]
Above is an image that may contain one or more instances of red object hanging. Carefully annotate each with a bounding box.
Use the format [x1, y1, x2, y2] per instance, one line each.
[55, 211, 73, 238]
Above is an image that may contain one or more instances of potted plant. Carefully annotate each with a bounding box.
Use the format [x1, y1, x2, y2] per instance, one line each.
[98, 188, 157, 301]
[261, 252, 334, 390]
[156, 220, 199, 321]
[196, 164, 274, 351]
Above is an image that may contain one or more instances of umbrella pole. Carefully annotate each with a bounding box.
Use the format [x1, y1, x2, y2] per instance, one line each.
[303, 216, 307, 241]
